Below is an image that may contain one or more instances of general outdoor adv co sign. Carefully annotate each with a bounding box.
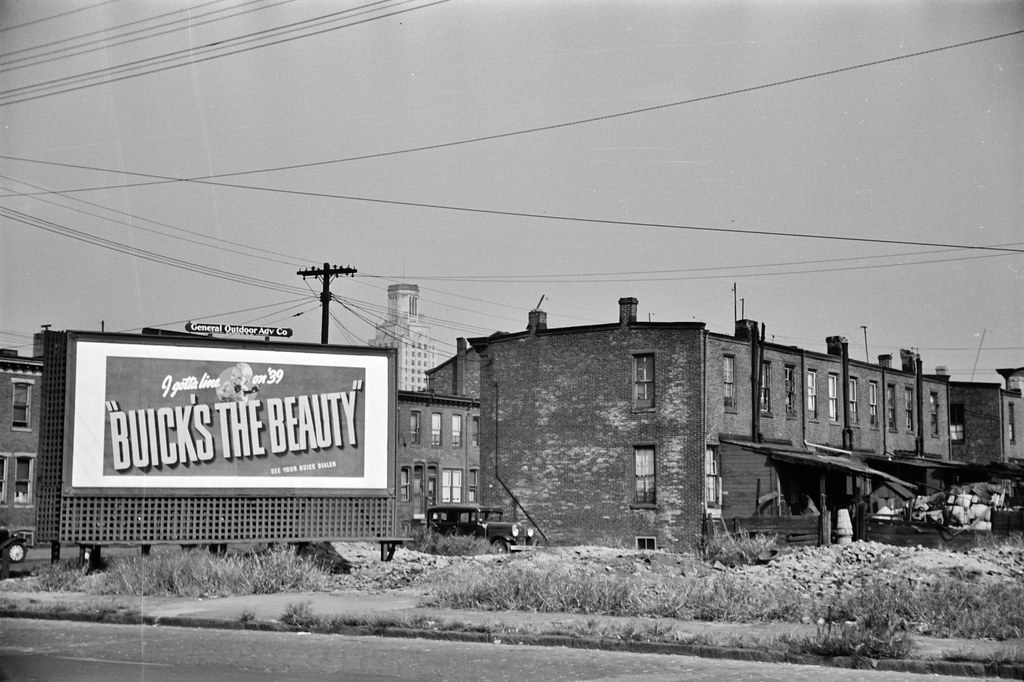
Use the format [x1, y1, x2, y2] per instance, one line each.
[65, 334, 392, 493]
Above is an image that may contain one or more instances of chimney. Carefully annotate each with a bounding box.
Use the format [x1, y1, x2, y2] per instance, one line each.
[618, 297, 638, 327]
[0, 348, 17, 358]
[935, 366, 949, 377]
[826, 336, 847, 357]
[455, 337, 467, 395]
[527, 309, 547, 334]
[878, 354, 892, 369]
[734, 319, 759, 341]
[900, 349, 918, 373]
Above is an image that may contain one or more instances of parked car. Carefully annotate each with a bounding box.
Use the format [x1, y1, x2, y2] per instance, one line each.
[0, 527, 27, 564]
[425, 503, 539, 552]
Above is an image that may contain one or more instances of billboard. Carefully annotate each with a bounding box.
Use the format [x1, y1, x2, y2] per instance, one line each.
[64, 333, 394, 494]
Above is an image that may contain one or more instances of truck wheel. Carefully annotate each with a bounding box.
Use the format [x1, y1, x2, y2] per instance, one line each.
[491, 538, 509, 553]
[6, 542, 26, 564]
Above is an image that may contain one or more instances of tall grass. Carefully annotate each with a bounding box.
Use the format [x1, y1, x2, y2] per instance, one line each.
[31, 546, 330, 597]
[405, 528, 493, 556]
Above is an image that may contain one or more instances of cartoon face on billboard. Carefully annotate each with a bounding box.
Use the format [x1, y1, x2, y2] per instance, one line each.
[67, 338, 392, 492]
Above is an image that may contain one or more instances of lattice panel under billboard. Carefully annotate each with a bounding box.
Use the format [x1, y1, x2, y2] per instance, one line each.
[59, 496, 395, 544]
[36, 331, 68, 542]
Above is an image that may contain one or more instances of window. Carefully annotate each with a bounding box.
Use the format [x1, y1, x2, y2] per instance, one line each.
[806, 370, 817, 418]
[634, 446, 655, 504]
[1010, 403, 1017, 443]
[784, 366, 796, 416]
[950, 404, 965, 441]
[14, 457, 32, 504]
[471, 416, 480, 447]
[467, 468, 478, 503]
[12, 380, 31, 429]
[904, 387, 914, 431]
[723, 356, 735, 408]
[442, 468, 463, 503]
[431, 413, 442, 446]
[886, 385, 897, 430]
[451, 415, 463, 447]
[636, 537, 656, 551]
[930, 392, 939, 436]
[399, 467, 410, 501]
[868, 381, 879, 426]
[827, 374, 839, 422]
[409, 411, 421, 444]
[634, 354, 655, 409]
[705, 447, 722, 509]
[0, 458, 5, 504]
[849, 378, 859, 423]
[426, 465, 438, 506]
[759, 361, 771, 414]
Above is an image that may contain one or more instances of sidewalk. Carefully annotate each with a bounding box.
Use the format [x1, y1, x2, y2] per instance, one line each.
[2, 586, 1023, 679]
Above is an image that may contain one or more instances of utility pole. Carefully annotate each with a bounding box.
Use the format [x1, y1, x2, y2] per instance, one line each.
[860, 326, 869, 363]
[297, 262, 357, 344]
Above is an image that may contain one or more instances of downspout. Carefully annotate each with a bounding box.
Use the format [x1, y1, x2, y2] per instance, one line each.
[841, 340, 853, 450]
[881, 365, 888, 456]
[916, 357, 924, 458]
[751, 323, 763, 443]
[800, 349, 807, 446]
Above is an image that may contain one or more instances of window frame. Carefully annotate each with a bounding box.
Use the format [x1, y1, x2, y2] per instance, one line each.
[705, 446, 722, 509]
[11, 379, 32, 431]
[950, 403, 965, 441]
[633, 353, 655, 410]
[0, 457, 6, 505]
[431, 412, 442, 446]
[759, 361, 772, 414]
[441, 468, 463, 503]
[886, 384, 897, 431]
[633, 445, 656, 506]
[723, 355, 736, 409]
[1010, 403, 1017, 443]
[467, 468, 478, 503]
[399, 466, 410, 502]
[784, 365, 796, 417]
[451, 414, 463, 448]
[904, 387, 914, 431]
[930, 392, 939, 436]
[806, 370, 817, 418]
[868, 381, 879, 427]
[827, 373, 839, 422]
[409, 411, 421, 445]
[13, 455, 32, 505]
[849, 377, 859, 424]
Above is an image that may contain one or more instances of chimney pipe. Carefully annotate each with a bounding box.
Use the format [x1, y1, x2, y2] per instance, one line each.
[618, 297, 638, 327]
[527, 309, 547, 334]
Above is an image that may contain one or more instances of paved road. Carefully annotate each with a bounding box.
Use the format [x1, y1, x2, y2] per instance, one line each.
[0, 618, 983, 682]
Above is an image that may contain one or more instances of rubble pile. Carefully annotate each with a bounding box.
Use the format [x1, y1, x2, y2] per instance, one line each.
[328, 538, 1024, 599]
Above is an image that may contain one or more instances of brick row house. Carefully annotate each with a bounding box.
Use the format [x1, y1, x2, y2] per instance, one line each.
[470, 297, 992, 551]
[394, 339, 481, 531]
[1, 348, 42, 544]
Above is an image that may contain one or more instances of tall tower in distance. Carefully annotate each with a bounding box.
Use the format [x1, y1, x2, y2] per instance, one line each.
[371, 283, 436, 391]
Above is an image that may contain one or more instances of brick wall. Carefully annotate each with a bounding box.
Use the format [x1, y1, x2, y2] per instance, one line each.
[476, 320, 706, 551]
[0, 357, 43, 538]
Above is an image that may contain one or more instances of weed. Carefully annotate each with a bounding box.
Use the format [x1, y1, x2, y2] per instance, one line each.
[405, 528, 493, 556]
[701, 530, 778, 567]
[281, 600, 317, 629]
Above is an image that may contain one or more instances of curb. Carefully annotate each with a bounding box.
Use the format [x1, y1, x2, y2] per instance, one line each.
[4, 608, 1023, 679]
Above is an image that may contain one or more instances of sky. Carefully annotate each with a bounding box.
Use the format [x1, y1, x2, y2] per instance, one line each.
[0, 0, 1022, 384]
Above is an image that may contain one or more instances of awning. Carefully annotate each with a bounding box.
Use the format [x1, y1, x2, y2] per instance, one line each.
[720, 438, 917, 492]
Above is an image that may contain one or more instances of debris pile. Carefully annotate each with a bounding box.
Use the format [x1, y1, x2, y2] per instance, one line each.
[910, 482, 1008, 531]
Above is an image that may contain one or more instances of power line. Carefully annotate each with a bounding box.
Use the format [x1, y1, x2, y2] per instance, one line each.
[0, 0, 451, 106]
[4, 154, 1022, 255]
[0, 0, 119, 34]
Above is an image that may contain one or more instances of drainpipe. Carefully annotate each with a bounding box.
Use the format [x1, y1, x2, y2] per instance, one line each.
[841, 339, 853, 450]
[916, 357, 925, 457]
[751, 323, 763, 443]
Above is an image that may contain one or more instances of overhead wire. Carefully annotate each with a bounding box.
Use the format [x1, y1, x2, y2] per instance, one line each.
[0, 0, 119, 34]
[0, 0, 451, 106]
[0, 0, 292, 70]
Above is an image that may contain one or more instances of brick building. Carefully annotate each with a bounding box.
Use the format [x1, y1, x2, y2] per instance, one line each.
[947, 367, 1024, 465]
[470, 298, 957, 551]
[394, 340, 480, 531]
[1, 348, 42, 544]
